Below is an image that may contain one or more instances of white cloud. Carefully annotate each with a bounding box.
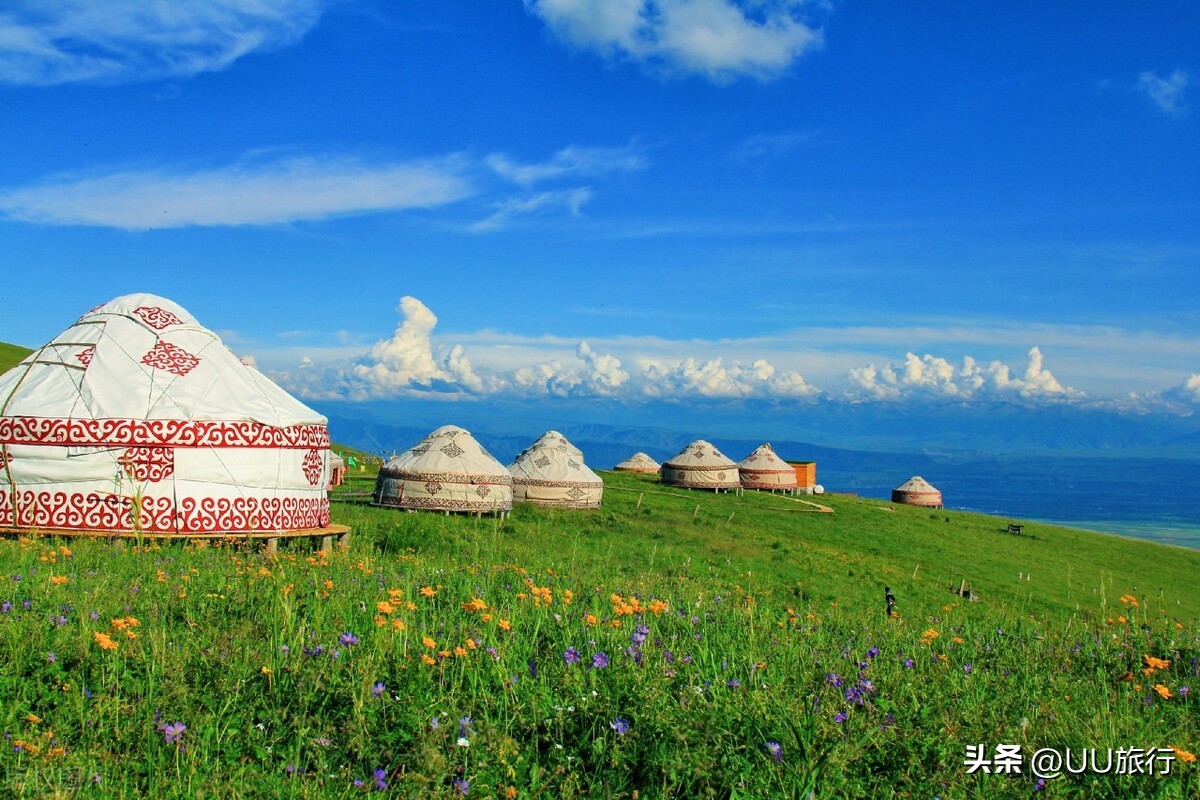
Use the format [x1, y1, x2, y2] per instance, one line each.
[0, 155, 474, 229]
[486, 145, 647, 185]
[510, 340, 631, 396]
[470, 187, 593, 232]
[1137, 69, 1189, 115]
[0, 0, 327, 86]
[525, 0, 823, 82]
[847, 347, 1084, 402]
[639, 355, 816, 398]
[350, 297, 488, 398]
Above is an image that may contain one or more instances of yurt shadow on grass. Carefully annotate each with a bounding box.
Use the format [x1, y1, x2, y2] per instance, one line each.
[0, 294, 348, 552]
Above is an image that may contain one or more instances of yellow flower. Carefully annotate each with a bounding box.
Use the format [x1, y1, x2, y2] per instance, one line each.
[562, 589, 574, 606]
[649, 599, 669, 615]
[480, 613, 494, 623]
[584, 613, 599, 627]
[51, 575, 68, 585]
[422, 635, 437, 649]
[376, 600, 396, 615]
[323, 579, 334, 590]
[920, 629, 939, 645]
[93, 632, 119, 651]
[1143, 655, 1171, 672]
[1171, 746, 1196, 763]
[453, 646, 468, 657]
[505, 787, 518, 799]
[420, 586, 437, 598]
[462, 597, 489, 613]
[420, 653, 436, 666]
[261, 666, 273, 676]
[437, 650, 452, 659]
[387, 588, 404, 599]
[952, 637, 964, 645]
[25, 714, 41, 724]
[1153, 684, 1172, 699]
[498, 619, 512, 632]
[391, 619, 406, 631]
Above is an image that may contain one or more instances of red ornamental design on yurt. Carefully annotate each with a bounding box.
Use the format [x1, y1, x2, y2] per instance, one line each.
[0, 449, 10, 469]
[302, 449, 324, 487]
[141, 341, 201, 377]
[133, 306, 184, 330]
[118, 447, 175, 482]
[76, 347, 95, 367]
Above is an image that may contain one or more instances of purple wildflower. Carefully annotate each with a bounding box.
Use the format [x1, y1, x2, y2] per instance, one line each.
[1178, 686, 1190, 698]
[632, 625, 649, 646]
[903, 658, 914, 669]
[0, 602, 10, 614]
[339, 632, 359, 647]
[286, 765, 297, 776]
[353, 779, 364, 788]
[592, 652, 609, 669]
[726, 679, 742, 689]
[486, 646, 499, 661]
[610, 718, 630, 735]
[430, 716, 440, 731]
[825, 672, 843, 687]
[1035, 778, 1047, 792]
[46, 651, 56, 664]
[373, 768, 387, 791]
[22, 599, 31, 611]
[963, 663, 973, 675]
[765, 740, 783, 762]
[528, 658, 537, 678]
[833, 711, 848, 724]
[663, 649, 675, 663]
[845, 685, 864, 705]
[89, 610, 99, 621]
[866, 647, 880, 659]
[372, 682, 386, 698]
[163, 722, 186, 744]
[563, 646, 581, 665]
[452, 778, 470, 796]
[458, 717, 473, 738]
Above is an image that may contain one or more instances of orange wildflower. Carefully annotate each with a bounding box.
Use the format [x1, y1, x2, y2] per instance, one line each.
[920, 629, 939, 645]
[584, 613, 599, 626]
[93, 632, 119, 651]
[1143, 655, 1171, 672]
[25, 714, 41, 724]
[1171, 747, 1196, 763]
[420, 654, 436, 666]
[391, 619, 406, 631]
[1153, 684, 1172, 699]
[376, 600, 396, 615]
[453, 646, 468, 657]
[387, 588, 404, 600]
[51, 575, 68, 585]
[422, 636, 437, 649]
[498, 619, 512, 632]
[480, 613, 494, 623]
[649, 599, 669, 615]
[420, 586, 437, 598]
[462, 597, 489, 613]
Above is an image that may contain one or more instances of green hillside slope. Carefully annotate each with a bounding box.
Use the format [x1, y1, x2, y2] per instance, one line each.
[0, 341, 32, 375]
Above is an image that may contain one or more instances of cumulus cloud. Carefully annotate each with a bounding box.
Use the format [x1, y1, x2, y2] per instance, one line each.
[350, 297, 488, 397]
[1137, 69, 1189, 115]
[640, 355, 817, 398]
[0, 0, 327, 86]
[847, 347, 1083, 402]
[0, 155, 473, 229]
[525, 0, 823, 82]
[510, 340, 632, 396]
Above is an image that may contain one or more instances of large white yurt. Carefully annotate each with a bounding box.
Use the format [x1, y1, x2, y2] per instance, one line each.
[373, 425, 512, 514]
[614, 452, 661, 473]
[738, 443, 798, 491]
[892, 476, 943, 508]
[0, 294, 331, 535]
[660, 440, 741, 491]
[509, 430, 603, 508]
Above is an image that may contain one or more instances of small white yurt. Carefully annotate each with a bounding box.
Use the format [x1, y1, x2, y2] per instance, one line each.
[660, 440, 740, 491]
[892, 476, 943, 508]
[614, 452, 661, 473]
[509, 431, 603, 508]
[373, 425, 512, 514]
[0, 294, 331, 535]
[738, 443, 798, 492]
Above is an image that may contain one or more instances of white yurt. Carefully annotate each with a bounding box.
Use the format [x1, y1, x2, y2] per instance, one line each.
[373, 425, 512, 514]
[892, 476, 943, 508]
[660, 440, 741, 491]
[614, 452, 661, 473]
[0, 294, 331, 535]
[508, 430, 603, 508]
[738, 443, 798, 491]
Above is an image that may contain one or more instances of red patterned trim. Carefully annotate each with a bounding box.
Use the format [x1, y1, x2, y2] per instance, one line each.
[741, 480, 798, 490]
[141, 341, 201, 377]
[133, 306, 184, 330]
[514, 497, 602, 509]
[76, 347, 95, 367]
[0, 489, 329, 533]
[0, 417, 329, 449]
[302, 449, 324, 486]
[119, 447, 175, 483]
[662, 463, 738, 472]
[512, 477, 603, 489]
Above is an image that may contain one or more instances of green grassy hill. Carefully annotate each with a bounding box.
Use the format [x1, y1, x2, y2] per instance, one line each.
[0, 341, 32, 375]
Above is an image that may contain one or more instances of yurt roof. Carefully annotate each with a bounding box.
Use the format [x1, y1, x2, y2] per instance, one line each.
[380, 425, 510, 483]
[615, 452, 661, 470]
[509, 431, 601, 486]
[663, 440, 737, 470]
[0, 293, 325, 433]
[737, 443, 793, 472]
[894, 476, 939, 493]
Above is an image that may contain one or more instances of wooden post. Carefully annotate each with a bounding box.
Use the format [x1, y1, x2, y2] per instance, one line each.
[692, 504, 700, 520]
[635, 493, 643, 509]
[265, 537, 279, 555]
[726, 511, 735, 525]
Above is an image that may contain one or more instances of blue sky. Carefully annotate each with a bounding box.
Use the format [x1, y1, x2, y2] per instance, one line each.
[1, 1, 1197, 412]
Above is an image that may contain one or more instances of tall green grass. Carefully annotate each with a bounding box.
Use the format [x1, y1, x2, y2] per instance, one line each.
[0, 472, 1196, 798]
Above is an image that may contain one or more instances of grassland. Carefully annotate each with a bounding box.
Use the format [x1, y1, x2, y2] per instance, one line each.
[0, 469, 1196, 798]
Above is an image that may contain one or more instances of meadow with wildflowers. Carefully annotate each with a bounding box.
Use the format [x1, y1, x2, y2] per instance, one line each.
[0, 469, 1197, 798]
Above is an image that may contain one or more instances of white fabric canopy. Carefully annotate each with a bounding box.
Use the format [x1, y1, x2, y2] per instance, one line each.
[0, 294, 330, 534]
[509, 430, 602, 508]
[738, 443, 797, 490]
[614, 452, 660, 473]
[660, 440, 740, 490]
[373, 425, 512, 513]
